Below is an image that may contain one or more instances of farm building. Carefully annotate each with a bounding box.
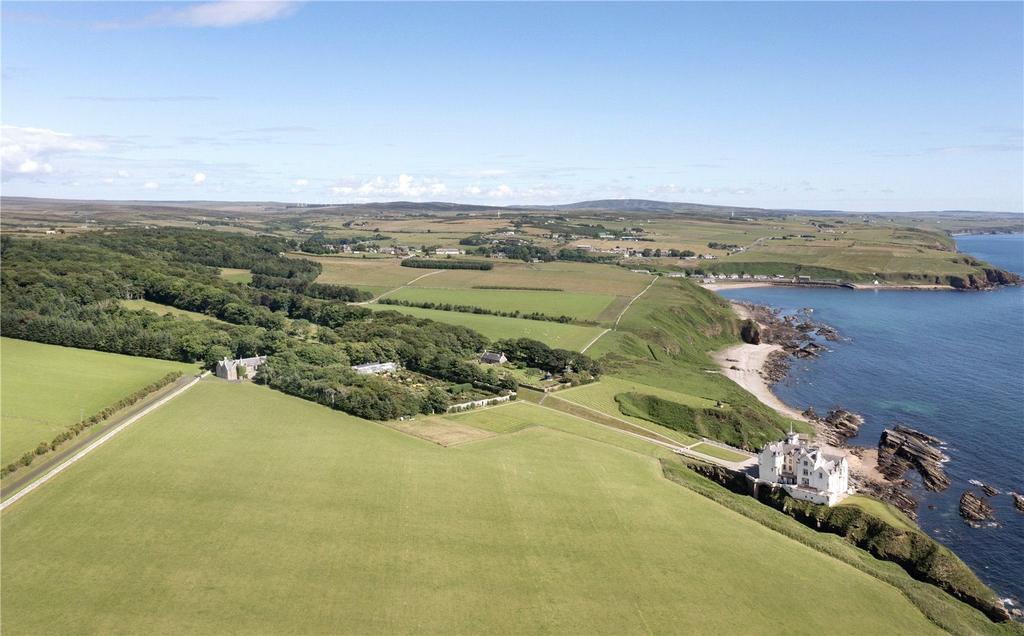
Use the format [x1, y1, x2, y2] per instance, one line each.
[215, 355, 267, 381]
[479, 351, 507, 364]
[433, 248, 463, 256]
[351, 362, 398, 375]
[757, 432, 851, 506]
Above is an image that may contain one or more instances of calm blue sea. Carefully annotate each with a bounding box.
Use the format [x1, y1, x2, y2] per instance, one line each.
[721, 233, 1024, 604]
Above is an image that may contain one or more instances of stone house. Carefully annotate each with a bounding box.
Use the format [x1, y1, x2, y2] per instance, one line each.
[215, 355, 267, 381]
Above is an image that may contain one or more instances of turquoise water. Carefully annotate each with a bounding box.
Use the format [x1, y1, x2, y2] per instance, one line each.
[722, 233, 1024, 604]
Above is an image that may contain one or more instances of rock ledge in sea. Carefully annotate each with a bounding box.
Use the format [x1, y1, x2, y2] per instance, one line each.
[959, 491, 998, 527]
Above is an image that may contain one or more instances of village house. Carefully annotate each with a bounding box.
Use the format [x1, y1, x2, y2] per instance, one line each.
[480, 351, 507, 364]
[433, 247, 463, 256]
[215, 355, 267, 381]
[758, 432, 850, 506]
[351, 362, 398, 375]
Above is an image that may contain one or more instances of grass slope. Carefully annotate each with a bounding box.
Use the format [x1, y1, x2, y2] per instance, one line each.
[1, 381, 944, 635]
[367, 303, 605, 351]
[0, 338, 196, 466]
[121, 299, 221, 322]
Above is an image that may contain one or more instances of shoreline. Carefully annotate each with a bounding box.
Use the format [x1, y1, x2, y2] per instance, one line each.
[713, 301, 888, 484]
[701, 281, 958, 292]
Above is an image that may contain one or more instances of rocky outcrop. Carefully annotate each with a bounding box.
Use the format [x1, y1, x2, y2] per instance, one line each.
[761, 350, 790, 384]
[803, 407, 864, 447]
[877, 426, 950, 492]
[959, 491, 997, 527]
[739, 319, 760, 345]
[981, 484, 999, 497]
[1013, 492, 1024, 513]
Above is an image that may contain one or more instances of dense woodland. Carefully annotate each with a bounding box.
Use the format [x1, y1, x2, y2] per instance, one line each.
[0, 229, 598, 420]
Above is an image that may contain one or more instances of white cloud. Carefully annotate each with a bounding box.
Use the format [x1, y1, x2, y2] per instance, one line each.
[103, 1, 302, 29]
[143, 181, 160, 190]
[464, 185, 482, 195]
[117, 169, 130, 178]
[193, 172, 207, 184]
[330, 174, 449, 200]
[488, 184, 513, 198]
[294, 178, 308, 186]
[1, 125, 103, 180]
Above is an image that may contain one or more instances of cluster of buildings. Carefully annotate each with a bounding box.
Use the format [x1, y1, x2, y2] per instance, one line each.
[215, 355, 268, 381]
[757, 431, 850, 506]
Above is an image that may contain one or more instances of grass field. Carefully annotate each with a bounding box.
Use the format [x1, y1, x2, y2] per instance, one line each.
[0, 338, 196, 466]
[121, 299, 219, 321]
[367, 303, 605, 351]
[218, 267, 252, 284]
[442, 401, 676, 458]
[305, 254, 435, 292]
[412, 260, 652, 296]
[385, 286, 617, 321]
[0, 380, 946, 634]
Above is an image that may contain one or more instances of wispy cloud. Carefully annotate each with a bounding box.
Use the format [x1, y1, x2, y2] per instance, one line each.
[67, 95, 218, 103]
[98, 1, 302, 30]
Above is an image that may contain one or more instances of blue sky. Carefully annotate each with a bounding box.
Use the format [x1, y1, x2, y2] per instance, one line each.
[2, 1, 1022, 211]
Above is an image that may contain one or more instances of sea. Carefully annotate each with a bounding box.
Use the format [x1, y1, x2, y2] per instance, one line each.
[720, 233, 1024, 606]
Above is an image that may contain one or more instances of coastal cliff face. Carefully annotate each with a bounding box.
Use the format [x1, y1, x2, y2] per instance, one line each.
[680, 461, 1011, 623]
[947, 268, 1021, 290]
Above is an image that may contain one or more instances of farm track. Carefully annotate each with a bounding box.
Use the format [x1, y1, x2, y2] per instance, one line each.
[0, 372, 209, 510]
[359, 269, 443, 304]
[519, 388, 755, 471]
[581, 275, 658, 353]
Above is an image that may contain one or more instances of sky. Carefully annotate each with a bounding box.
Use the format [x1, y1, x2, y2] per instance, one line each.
[1, 1, 1022, 211]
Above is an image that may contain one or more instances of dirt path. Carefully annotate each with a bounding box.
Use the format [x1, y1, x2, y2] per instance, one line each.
[357, 269, 443, 304]
[0, 372, 209, 511]
[581, 276, 658, 353]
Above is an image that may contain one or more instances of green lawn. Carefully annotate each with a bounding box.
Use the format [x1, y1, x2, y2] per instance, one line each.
[0, 338, 197, 466]
[385, 286, 617, 321]
[691, 442, 749, 463]
[366, 303, 605, 351]
[1, 380, 944, 634]
[218, 267, 252, 284]
[121, 299, 220, 322]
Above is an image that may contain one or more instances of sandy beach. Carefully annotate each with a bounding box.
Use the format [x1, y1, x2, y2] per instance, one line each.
[712, 342, 808, 422]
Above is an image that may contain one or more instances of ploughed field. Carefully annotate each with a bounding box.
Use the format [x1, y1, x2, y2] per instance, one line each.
[0, 338, 196, 466]
[0, 380, 944, 635]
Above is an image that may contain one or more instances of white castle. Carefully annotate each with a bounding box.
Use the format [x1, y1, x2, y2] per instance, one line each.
[758, 431, 850, 506]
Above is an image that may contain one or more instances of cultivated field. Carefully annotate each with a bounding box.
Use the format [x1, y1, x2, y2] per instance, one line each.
[385, 287, 617, 321]
[412, 261, 652, 296]
[0, 380, 945, 634]
[367, 304, 605, 351]
[305, 255, 436, 295]
[0, 338, 196, 466]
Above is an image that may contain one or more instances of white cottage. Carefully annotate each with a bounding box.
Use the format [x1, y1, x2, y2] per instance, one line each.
[758, 432, 850, 505]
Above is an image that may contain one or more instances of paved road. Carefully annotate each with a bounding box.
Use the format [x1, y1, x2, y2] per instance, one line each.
[0, 372, 209, 511]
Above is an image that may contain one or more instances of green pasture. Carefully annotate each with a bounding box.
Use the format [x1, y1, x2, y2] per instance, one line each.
[0, 338, 196, 466]
[121, 299, 220, 322]
[839, 494, 918, 531]
[413, 260, 652, 296]
[366, 303, 605, 351]
[385, 286, 617, 321]
[1, 381, 946, 634]
[218, 267, 252, 284]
